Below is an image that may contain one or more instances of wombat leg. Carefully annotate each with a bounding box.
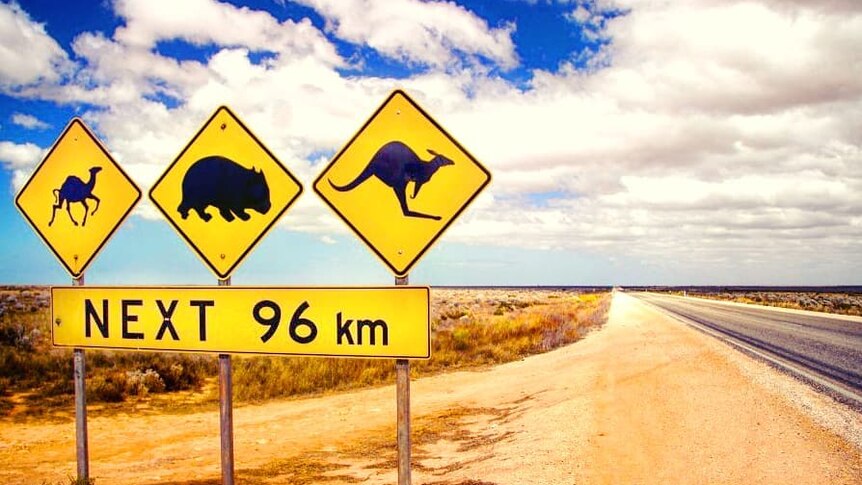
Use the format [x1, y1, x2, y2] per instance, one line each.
[218, 207, 235, 222]
[234, 208, 251, 221]
[177, 203, 189, 220]
[194, 207, 212, 222]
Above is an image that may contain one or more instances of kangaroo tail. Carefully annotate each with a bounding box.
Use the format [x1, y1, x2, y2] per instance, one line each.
[329, 168, 373, 192]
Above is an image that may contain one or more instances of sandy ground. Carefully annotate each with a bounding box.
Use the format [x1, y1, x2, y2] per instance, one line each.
[2, 292, 861, 484]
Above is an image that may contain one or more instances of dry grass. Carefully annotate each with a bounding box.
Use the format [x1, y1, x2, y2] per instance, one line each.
[232, 289, 610, 402]
[0, 287, 215, 418]
[685, 291, 862, 317]
[0, 287, 610, 418]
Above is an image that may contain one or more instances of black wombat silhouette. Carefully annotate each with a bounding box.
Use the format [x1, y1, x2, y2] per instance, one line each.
[49, 166, 102, 227]
[329, 141, 454, 220]
[177, 156, 271, 222]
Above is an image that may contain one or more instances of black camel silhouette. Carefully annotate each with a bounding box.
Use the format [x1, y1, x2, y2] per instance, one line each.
[49, 166, 102, 227]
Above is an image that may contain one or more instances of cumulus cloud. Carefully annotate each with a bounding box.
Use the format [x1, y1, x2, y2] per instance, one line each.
[441, 0, 862, 280]
[112, 0, 341, 64]
[0, 140, 43, 169]
[0, 2, 74, 90]
[11, 113, 50, 130]
[294, 0, 518, 70]
[2, 0, 861, 282]
[0, 140, 45, 191]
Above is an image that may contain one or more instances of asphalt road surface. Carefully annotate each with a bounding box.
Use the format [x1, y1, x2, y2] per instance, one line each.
[632, 292, 862, 407]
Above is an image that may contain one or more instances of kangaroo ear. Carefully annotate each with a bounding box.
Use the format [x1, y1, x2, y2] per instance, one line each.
[427, 148, 439, 156]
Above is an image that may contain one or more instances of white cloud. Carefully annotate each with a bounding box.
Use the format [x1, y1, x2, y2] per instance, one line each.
[112, 0, 342, 64]
[2, 0, 861, 282]
[0, 140, 43, 169]
[0, 2, 74, 90]
[11, 113, 50, 129]
[439, 0, 862, 279]
[0, 140, 45, 191]
[295, 0, 518, 70]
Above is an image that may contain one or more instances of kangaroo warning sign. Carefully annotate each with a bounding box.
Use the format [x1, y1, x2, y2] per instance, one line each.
[52, 286, 430, 359]
[314, 90, 491, 276]
[15, 118, 141, 278]
[150, 106, 302, 279]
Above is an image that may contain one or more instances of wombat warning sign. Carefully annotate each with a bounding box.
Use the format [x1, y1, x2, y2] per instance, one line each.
[150, 106, 302, 279]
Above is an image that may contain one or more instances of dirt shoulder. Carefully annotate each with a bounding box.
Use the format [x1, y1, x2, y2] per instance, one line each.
[1, 292, 860, 484]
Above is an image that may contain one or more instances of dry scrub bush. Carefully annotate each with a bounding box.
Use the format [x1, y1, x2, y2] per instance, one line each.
[0, 294, 216, 412]
[233, 290, 611, 402]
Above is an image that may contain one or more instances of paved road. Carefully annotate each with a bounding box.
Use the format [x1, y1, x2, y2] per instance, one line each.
[631, 292, 862, 407]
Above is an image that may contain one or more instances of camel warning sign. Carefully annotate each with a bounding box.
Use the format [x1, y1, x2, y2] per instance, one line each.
[15, 118, 141, 278]
[314, 90, 491, 276]
[150, 106, 303, 279]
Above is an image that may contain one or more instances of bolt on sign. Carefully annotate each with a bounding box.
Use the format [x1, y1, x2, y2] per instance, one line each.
[15, 119, 141, 278]
[52, 286, 430, 359]
[314, 90, 491, 276]
[149, 106, 302, 279]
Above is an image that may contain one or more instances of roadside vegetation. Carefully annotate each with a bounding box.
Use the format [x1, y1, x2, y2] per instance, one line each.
[662, 289, 862, 317]
[232, 288, 610, 401]
[0, 286, 610, 418]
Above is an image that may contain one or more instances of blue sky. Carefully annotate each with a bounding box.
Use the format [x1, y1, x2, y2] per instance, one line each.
[1, 0, 860, 286]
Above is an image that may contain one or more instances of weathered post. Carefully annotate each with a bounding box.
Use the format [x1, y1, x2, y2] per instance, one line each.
[218, 277, 235, 485]
[395, 274, 411, 485]
[73, 274, 89, 482]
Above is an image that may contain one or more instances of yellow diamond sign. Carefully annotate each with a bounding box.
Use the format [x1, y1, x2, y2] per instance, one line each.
[150, 106, 302, 279]
[15, 118, 141, 278]
[314, 90, 491, 276]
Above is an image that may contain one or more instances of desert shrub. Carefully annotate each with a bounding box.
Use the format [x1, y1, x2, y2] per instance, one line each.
[0, 294, 217, 410]
[86, 352, 215, 394]
[233, 291, 611, 402]
[89, 370, 128, 402]
[124, 369, 166, 396]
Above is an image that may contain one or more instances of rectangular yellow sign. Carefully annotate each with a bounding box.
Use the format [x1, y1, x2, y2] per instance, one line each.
[52, 287, 430, 359]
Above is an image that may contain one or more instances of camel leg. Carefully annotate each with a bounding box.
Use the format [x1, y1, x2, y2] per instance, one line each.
[66, 201, 79, 226]
[49, 199, 64, 227]
[89, 194, 100, 215]
[80, 200, 90, 227]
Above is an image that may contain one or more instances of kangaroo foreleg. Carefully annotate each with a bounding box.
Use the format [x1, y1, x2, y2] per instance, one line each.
[412, 181, 424, 199]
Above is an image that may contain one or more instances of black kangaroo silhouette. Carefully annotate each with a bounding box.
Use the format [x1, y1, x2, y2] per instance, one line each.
[48, 166, 102, 227]
[329, 141, 454, 220]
